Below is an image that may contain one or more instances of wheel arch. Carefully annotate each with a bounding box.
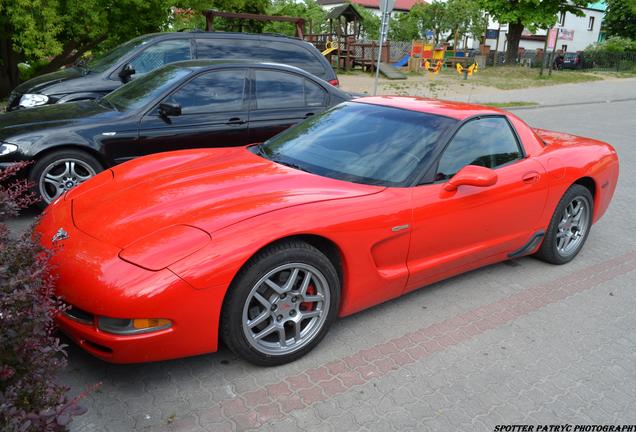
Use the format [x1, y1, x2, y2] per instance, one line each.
[572, 176, 599, 220]
[228, 233, 345, 292]
[33, 144, 109, 171]
[573, 176, 596, 199]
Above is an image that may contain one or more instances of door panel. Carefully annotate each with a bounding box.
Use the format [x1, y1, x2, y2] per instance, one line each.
[137, 69, 249, 157]
[405, 117, 549, 292]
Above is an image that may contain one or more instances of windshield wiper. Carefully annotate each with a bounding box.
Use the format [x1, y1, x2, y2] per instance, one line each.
[254, 144, 270, 159]
[271, 158, 313, 174]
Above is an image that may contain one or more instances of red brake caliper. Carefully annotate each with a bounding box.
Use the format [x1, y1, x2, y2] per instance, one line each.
[300, 284, 316, 311]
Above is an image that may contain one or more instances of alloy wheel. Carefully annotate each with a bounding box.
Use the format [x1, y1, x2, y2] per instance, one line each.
[242, 263, 330, 356]
[39, 158, 96, 203]
[555, 196, 590, 257]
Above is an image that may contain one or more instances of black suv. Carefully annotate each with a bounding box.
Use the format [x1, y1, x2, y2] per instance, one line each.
[7, 32, 338, 111]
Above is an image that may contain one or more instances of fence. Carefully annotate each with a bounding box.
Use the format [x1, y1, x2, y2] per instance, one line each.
[486, 50, 636, 71]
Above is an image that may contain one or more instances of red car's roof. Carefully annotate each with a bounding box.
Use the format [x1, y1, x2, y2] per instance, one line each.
[354, 96, 506, 120]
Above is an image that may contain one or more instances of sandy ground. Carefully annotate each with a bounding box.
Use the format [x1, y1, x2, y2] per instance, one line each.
[338, 72, 636, 106]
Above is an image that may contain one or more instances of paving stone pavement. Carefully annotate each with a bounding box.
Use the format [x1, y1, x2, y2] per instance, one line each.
[9, 96, 634, 431]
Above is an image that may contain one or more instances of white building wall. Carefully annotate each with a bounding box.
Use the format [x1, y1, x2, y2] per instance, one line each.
[483, 7, 604, 54]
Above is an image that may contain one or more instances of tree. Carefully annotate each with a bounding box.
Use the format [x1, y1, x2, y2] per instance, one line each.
[0, 0, 173, 98]
[604, 0, 636, 39]
[446, 0, 488, 48]
[479, 0, 588, 64]
[410, 1, 452, 45]
[352, 4, 381, 40]
[0, 0, 62, 97]
[264, 0, 326, 36]
[389, 11, 420, 41]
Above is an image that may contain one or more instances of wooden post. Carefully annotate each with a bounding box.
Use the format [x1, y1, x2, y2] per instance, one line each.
[539, 27, 550, 76]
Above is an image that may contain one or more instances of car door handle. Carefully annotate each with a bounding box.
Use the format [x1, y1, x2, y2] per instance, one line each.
[522, 171, 541, 183]
[226, 117, 246, 125]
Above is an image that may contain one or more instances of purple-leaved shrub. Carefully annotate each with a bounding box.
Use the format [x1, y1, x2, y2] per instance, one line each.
[0, 163, 86, 431]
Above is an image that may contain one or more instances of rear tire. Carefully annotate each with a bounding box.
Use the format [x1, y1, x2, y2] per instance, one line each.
[534, 184, 593, 265]
[30, 149, 103, 209]
[221, 240, 340, 366]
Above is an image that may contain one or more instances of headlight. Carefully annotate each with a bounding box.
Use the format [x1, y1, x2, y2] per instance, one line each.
[97, 317, 172, 335]
[0, 143, 18, 156]
[19, 93, 49, 108]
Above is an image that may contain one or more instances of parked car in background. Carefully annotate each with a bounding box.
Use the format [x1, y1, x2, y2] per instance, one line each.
[36, 97, 618, 365]
[6, 32, 339, 111]
[562, 52, 584, 69]
[0, 60, 350, 206]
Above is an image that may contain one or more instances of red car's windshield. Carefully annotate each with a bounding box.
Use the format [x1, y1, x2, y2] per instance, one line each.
[257, 102, 457, 187]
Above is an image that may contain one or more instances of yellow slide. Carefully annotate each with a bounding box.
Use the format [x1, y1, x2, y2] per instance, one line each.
[322, 41, 339, 56]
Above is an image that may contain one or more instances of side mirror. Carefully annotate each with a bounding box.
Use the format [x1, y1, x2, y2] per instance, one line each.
[158, 102, 182, 117]
[443, 165, 497, 192]
[119, 63, 136, 82]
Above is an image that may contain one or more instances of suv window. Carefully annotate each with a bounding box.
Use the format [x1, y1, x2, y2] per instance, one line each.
[165, 70, 247, 114]
[195, 38, 259, 60]
[130, 39, 192, 75]
[254, 70, 327, 110]
[260, 41, 326, 77]
[436, 116, 521, 180]
[196, 37, 327, 79]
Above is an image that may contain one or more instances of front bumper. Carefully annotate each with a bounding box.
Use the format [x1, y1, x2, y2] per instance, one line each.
[38, 199, 223, 363]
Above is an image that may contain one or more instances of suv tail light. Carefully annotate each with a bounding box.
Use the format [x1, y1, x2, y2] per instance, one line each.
[328, 79, 339, 87]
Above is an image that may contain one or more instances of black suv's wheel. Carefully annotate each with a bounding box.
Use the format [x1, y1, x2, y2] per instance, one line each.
[221, 240, 340, 366]
[535, 184, 593, 265]
[30, 149, 103, 208]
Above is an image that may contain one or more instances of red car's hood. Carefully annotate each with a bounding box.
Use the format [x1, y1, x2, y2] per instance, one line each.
[71, 147, 384, 248]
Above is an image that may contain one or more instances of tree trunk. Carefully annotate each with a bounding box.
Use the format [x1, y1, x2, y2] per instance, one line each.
[0, 31, 21, 98]
[36, 35, 107, 76]
[505, 21, 524, 65]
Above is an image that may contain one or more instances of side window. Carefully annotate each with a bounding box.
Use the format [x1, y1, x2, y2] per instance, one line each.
[165, 70, 247, 114]
[130, 39, 191, 75]
[254, 70, 304, 109]
[305, 79, 328, 107]
[195, 38, 258, 60]
[436, 117, 522, 180]
[260, 41, 326, 78]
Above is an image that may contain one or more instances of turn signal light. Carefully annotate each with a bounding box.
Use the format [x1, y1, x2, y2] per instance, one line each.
[132, 318, 171, 330]
[98, 316, 172, 335]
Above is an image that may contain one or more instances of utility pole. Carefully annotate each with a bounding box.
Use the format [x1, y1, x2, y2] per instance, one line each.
[373, 0, 395, 96]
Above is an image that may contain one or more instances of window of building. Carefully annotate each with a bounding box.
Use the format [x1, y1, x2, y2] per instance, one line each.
[588, 16, 595, 31]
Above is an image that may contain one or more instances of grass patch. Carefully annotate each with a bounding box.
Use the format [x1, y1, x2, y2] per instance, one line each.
[469, 67, 604, 90]
[482, 101, 539, 108]
[0, 99, 6, 111]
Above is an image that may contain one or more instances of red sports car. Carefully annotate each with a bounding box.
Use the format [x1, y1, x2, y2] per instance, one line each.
[37, 97, 619, 365]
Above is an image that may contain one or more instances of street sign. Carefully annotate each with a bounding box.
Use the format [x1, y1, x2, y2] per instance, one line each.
[380, 0, 396, 13]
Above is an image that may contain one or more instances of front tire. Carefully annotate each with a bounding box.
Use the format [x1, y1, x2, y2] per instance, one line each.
[221, 240, 340, 366]
[30, 149, 103, 208]
[535, 184, 593, 265]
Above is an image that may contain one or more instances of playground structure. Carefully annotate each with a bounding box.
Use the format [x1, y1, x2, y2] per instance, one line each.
[200, 9, 479, 80]
[203, 10, 306, 38]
